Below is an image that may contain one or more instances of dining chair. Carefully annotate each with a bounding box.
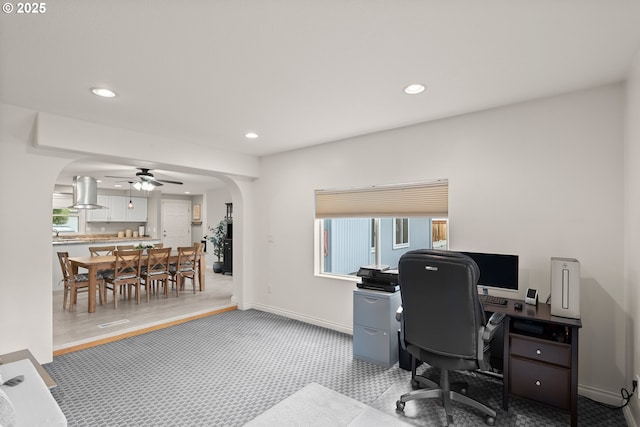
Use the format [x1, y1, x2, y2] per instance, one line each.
[193, 241, 204, 290]
[89, 245, 116, 301]
[141, 247, 171, 300]
[153, 243, 164, 248]
[169, 246, 198, 296]
[116, 245, 135, 251]
[104, 249, 143, 308]
[57, 251, 104, 311]
[88, 245, 116, 256]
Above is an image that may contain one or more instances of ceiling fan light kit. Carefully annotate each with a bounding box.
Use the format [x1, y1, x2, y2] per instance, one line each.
[133, 181, 155, 191]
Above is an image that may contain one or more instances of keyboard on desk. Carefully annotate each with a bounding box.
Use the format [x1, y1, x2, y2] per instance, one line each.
[480, 295, 508, 306]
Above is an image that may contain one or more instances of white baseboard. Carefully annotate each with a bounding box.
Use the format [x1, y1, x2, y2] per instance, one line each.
[244, 303, 353, 335]
[578, 383, 627, 407]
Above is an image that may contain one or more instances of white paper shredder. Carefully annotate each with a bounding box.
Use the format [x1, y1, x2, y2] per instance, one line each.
[550, 257, 580, 319]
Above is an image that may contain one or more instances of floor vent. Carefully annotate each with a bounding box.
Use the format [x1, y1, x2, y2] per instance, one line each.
[97, 319, 130, 329]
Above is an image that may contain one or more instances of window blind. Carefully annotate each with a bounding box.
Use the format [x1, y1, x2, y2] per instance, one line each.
[52, 193, 73, 209]
[315, 179, 448, 218]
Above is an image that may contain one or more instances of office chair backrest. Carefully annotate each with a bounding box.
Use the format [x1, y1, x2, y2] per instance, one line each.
[398, 249, 486, 361]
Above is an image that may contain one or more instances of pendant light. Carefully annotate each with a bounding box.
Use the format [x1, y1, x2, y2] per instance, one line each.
[128, 182, 134, 209]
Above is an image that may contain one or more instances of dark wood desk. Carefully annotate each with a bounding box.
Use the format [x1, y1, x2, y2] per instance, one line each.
[483, 297, 582, 427]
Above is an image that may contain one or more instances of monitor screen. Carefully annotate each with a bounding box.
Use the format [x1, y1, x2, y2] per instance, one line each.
[460, 251, 519, 291]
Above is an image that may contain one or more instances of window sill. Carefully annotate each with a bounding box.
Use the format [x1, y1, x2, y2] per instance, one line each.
[315, 272, 360, 283]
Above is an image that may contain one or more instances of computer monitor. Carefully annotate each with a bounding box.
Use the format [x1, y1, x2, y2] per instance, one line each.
[460, 251, 519, 292]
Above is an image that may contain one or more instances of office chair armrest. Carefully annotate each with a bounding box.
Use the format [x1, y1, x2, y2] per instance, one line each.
[395, 306, 403, 322]
[482, 312, 505, 342]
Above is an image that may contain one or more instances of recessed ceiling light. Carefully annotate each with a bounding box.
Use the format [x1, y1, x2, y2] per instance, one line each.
[245, 132, 259, 139]
[91, 87, 117, 98]
[184, 191, 191, 194]
[114, 184, 122, 188]
[404, 84, 425, 95]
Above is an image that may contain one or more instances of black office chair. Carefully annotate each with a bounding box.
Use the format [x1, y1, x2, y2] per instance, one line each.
[395, 249, 504, 426]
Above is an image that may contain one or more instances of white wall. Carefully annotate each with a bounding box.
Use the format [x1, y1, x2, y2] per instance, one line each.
[624, 50, 640, 425]
[250, 84, 626, 401]
[0, 106, 75, 360]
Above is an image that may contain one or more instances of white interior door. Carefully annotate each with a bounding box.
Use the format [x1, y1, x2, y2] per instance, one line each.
[161, 200, 192, 249]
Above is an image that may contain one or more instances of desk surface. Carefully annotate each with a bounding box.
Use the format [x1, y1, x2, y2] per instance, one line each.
[482, 296, 582, 329]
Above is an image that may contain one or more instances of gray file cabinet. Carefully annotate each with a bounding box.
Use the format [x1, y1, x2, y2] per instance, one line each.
[353, 288, 402, 368]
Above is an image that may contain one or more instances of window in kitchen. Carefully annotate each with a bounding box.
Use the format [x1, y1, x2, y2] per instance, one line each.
[53, 208, 79, 233]
[52, 193, 79, 233]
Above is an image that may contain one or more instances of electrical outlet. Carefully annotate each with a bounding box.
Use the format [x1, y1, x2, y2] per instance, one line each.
[267, 284, 272, 294]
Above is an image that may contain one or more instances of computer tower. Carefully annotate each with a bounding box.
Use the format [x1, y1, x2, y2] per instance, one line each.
[550, 257, 580, 319]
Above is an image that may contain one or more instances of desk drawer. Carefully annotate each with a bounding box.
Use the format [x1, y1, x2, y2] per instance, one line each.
[510, 334, 570, 367]
[510, 356, 570, 410]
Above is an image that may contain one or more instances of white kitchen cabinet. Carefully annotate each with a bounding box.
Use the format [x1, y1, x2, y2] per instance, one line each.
[86, 195, 109, 222]
[86, 195, 147, 222]
[126, 197, 147, 221]
[108, 195, 127, 221]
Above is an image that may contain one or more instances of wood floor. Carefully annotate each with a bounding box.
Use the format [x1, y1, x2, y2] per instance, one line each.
[53, 268, 235, 354]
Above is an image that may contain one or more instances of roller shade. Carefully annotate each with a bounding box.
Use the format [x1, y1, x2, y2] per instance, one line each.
[52, 193, 73, 209]
[315, 179, 448, 218]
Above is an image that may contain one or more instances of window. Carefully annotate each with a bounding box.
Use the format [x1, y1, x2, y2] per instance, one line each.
[315, 180, 449, 279]
[52, 193, 79, 233]
[320, 217, 446, 277]
[393, 218, 409, 249]
[432, 219, 448, 249]
[53, 208, 79, 233]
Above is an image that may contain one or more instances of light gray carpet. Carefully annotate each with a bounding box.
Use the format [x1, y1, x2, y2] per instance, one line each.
[43, 309, 625, 426]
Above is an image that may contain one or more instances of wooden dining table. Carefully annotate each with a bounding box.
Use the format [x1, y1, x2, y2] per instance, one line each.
[68, 252, 205, 313]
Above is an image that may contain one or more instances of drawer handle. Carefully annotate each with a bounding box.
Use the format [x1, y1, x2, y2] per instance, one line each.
[364, 297, 379, 304]
[536, 349, 542, 355]
[535, 380, 541, 386]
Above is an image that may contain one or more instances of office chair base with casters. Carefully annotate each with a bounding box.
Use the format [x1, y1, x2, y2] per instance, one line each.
[396, 368, 496, 426]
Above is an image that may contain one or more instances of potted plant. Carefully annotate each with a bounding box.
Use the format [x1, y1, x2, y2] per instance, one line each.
[207, 219, 227, 273]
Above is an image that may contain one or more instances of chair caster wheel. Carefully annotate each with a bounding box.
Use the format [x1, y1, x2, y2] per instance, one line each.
[396, 400, 405, 412]
[485, 415, 495, 426]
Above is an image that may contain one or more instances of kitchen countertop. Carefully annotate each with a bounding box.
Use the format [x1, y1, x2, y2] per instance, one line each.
[52, 235, 159, 245]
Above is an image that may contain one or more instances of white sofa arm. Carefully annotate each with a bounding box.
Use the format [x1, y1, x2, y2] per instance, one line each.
[0, 359, 66, 427]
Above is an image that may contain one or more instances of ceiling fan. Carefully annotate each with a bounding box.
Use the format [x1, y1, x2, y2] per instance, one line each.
[105, 168, 183, 190]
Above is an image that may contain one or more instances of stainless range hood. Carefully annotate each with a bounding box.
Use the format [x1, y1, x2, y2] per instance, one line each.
[69, 176, 106, 209]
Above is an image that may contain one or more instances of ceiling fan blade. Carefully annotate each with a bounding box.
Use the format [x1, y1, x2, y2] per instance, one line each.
[105, 175, 133, 179]
[140, 176, 164, 186]
[156, 179, 183, 185]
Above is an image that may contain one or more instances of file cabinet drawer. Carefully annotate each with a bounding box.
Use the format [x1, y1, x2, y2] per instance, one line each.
[353, 291, 398, 331]
[510, 356, 570, 410]
[353, 325, 396, 367]
[510, 334, 570, 367]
